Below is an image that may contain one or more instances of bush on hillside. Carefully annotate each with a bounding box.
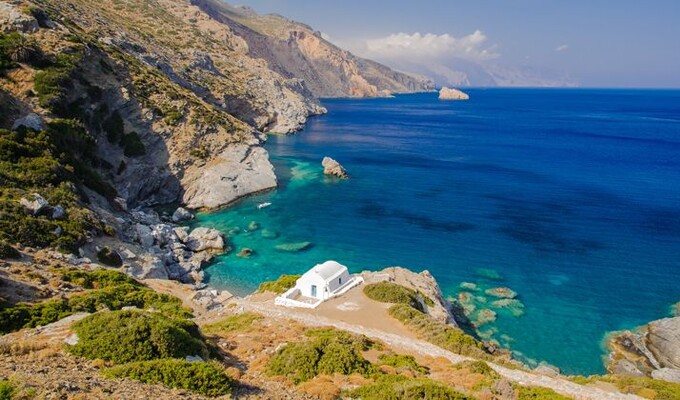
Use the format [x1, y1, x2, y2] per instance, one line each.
[68, 310, 208, 364]
[267, 328, 375, 383]
[389, 304, 486, 358]
[377, 353, 429, 375]
[34, 51, 82, 112]
[513, 384, 572, 400]
[0, 241, 20, 259]
[103, 359, 233, 397]
[121, 132, 146, 157]
[597, 375, 680, 400]
[363, 282, 425, 312]
[0, 270, 191, 334]
[96, 247, 122, 267]
[345, 374, 472, 400]
[104, 111, 125, 144]
[256, 274, 301, 294]
[0, 379, 15, 400]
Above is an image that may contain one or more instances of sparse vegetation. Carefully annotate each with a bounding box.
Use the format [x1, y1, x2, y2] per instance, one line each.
[0, 380, 15, 400]
[204, 312, 263, 334]
[377, 353, 429, 375]
[363, 282, 425, 311]
[0, 269, 191, 334]
[96, 247, 123, 267]
[256, 274, 301, 294]
[513, 384, 572, 400]
[68, 310, 208, 364]
[597, 375, 680, 400]
[121, 132, 146, 157]
[103, 359, 233, 397]
[345, 374, 472, 400]
[389, 304, 487, 358]
[34, 51, 83, 112]
[267, 328, 376, 383]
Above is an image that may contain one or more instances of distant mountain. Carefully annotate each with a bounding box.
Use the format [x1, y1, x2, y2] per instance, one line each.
[190, 0, 435, 97]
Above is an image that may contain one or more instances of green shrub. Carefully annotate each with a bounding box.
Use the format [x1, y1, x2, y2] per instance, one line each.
[121, 132, 146, 157]
[389, 304, 486, 358]
[96, 247, 122, 267]
[204, 312, 263, 334]
[363, 282, 424, 311]
[267, 328, 375, 383]
[0, 299, 71, 333]
[0, 379, 15, 400]
[513, 384, 572, 400]
[103, 359, 233, 397]
[0, 240, 20, 259]
[345, 374, 472, 400]
[58, 268, 140, 289]
[256, 274, 301, 294]
[68, 310, 208, 364]
[377, 353, 429, 375]
[103, 111, 125, 144]
[454, 360, 499, 378]
[34, 51, 82, 112]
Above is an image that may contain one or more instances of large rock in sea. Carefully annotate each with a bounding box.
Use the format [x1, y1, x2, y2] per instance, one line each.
[438, 87, 470, 100]
[322, 157, 349, 179]
[606, 316, 680, 383]
[172, 207, 194, 223]
[183, 227, 225, 252]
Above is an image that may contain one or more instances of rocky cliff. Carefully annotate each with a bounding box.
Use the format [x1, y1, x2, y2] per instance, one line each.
[189, 0, 434, 98]
[607, 315, 680, 383]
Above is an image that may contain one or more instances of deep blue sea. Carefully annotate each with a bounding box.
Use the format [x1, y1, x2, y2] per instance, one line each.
[195, 89, 680, 375]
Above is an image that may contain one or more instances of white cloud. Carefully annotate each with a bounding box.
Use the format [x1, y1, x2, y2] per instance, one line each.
[555, 44, 569, 52]
[354, 31, 498, 62]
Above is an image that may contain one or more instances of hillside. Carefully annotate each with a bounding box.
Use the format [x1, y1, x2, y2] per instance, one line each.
[189, 0, 435, 98]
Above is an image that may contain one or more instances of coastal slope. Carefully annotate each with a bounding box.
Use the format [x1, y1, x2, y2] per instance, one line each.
[189, 0, 435, 98]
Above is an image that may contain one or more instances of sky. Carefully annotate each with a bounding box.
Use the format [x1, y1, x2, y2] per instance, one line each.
[231, 0, 680, 88]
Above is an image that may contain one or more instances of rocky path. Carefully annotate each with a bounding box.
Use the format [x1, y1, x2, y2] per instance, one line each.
[238, 300, 642, 400]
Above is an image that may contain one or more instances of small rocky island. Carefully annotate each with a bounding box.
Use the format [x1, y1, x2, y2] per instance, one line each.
[322, 156, 349, 179]
[439, 87, 470, 100]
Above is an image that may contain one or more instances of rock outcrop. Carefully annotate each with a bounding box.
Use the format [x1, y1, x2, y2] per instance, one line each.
[438, 87, 470, 100]
[362, 267, 458, 327]
[607, 316, 680, 383]
[322, 157, 349, 179]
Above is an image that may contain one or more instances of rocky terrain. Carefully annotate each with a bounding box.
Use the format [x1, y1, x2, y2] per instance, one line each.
[189, 0, 435, 98]
[607, 315, 680, 383]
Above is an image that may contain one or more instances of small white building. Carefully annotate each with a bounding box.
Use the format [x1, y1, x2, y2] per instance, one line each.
[275, 261, 363, 309]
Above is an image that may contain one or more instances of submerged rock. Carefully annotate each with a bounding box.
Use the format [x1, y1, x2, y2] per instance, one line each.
[491, 298, 525, 317]
[237, 248, 254, 258]
[322, 156, 349, 179]
[473, 309, 497, 327]
[459, 282, 479, 291]
[275, 241, 312, 252]
[438, 87, 469, 100]
[476, 268, 504, 281]
[485, 287, 518, 299]
[247, 221, 260, 231]
[261, 229, 278, 239]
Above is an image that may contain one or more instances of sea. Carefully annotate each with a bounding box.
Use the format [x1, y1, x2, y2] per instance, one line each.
[192, 89, 680, 375]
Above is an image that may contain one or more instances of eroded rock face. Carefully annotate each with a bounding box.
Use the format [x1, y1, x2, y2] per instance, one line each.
[322, 157, 349, 179]
[607, 316, 680, 383]
[12, 113, 44, 131]
[0, 3, 39, 33]
[183, 227, 225, 252]
[439, 87, 470, 100]
[182, 145, 277, 210]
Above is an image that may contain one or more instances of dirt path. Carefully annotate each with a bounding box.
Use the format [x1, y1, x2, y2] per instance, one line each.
[238, 300, 641, 400]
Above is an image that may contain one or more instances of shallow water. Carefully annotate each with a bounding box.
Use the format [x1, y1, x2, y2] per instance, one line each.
[194, 89, 680, 375]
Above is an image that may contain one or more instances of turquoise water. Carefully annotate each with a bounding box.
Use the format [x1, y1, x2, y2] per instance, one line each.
[194, 89, 680, 375]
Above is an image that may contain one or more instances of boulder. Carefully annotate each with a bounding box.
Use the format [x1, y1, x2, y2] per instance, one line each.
[134, 223, 155, 248]
[20, 193, 49, 215]
[438, 87, 470, 100]
[651, 368, 680, 384]
[322, 156, 349, 179]
[172, 207, 194, 222]
[237, 248, 254, 258]
[151, 224, 177, 247]
[51, 205, 65, 220]
[184, 227, 224, 252]
[12, 113, 44, 131]
[173, 226, 190, 242]
[127, 257, 168, 280]
[0, 3, 39, 33]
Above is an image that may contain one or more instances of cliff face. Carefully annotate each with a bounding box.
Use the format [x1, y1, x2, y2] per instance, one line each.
[189, 0, 435, 98]
[0, 0, 331, 211]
